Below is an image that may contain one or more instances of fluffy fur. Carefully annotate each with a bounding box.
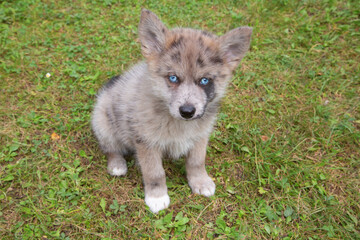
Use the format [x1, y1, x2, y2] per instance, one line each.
[91, 9, 252, 213]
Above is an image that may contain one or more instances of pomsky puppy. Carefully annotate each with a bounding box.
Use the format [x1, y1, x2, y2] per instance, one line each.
[91, 9, 252, 213]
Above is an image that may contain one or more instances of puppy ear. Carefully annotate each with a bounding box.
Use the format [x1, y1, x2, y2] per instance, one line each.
[139, 9, 168, 57]
[219, 27, 252, 69]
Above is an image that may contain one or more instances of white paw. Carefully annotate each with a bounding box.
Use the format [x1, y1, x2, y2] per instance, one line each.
[189, 177, 215, 197]
[145, 194, 170, 213]
[108, 166, 127, 176]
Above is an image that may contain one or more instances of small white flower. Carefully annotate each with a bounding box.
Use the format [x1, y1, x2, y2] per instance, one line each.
[46, 73, 51, 78]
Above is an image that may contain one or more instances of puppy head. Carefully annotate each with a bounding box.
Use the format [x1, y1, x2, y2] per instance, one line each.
[139, 9, 252, 120]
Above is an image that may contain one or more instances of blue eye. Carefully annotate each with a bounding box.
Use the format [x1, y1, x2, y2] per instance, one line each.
[169, 75, 178, 83]
[200, 77, 209, 85]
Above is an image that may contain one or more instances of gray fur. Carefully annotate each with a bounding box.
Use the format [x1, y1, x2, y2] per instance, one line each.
[91, 9, 252, 213]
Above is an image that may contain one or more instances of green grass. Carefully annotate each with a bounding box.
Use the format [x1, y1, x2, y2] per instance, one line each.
[1, 0, 359, 239]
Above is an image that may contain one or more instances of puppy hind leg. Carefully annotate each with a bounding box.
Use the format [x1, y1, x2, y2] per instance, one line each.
[107, 152, 128, 176]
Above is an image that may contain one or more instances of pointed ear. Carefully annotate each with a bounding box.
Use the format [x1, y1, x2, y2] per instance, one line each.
[219, 27, 252, 69]
[139, 9, 168, 57]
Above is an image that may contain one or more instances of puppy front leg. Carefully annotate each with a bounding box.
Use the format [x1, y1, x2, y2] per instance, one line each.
[186, 138, 215, 197]
[136, 143, 169, 213]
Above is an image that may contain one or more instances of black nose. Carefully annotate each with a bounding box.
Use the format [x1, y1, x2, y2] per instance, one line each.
[179, 105, 196, 119]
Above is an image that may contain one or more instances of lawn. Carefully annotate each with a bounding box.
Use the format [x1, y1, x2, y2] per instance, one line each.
[1, 0, 359, 239]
